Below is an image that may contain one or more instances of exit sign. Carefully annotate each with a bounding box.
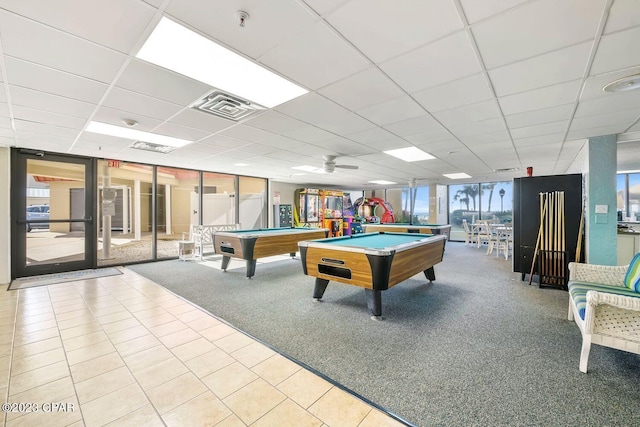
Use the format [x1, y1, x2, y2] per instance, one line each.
[107, 159, 121, 168]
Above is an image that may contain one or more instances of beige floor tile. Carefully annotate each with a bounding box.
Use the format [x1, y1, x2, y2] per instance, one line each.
[0, 355, 11, 384]
[104, 403, 165, 427]
[14, 319, 58, 335]
[223, 378, 286, 425]
[106, 324, 150, 344]
[11, 336, 62, 360]
[162, 391, 231, 427]
[59, 321, 102, 340]
[70, 352, 124, 383]
[133, 357, 189, 390]
[165, 303, 197, 316]
[252, 354, 302, 386]
[75, 365, 136, 404]
[308, 387, 372, 427]
[202, 362, 258, 399]
[358, 409, 408, 427]
[214, 414, 247, 427]
[54, 308, 93, 322]
[174, 309, 209, 324]
[0, 331, 14, 346]
[10, 347, 66, 376]
[186, 315, 222, 331]
[113, 334, 161, 357]
[146, 372, 208, 414]
[184, 348, 235, 378]
[171, 337, 217, 362]
[13, 326, 59, 347]
[231, 341, 276, 368]
[95, 310, 134, 325]
[15, 312, 55, 326]
[56, 314, 96, 331]
[91, 303, 128, 317]
[4, 376, 75, 420]
[80, 383, 150, 426]
[200, 323, 237, 342]
[133, 307, 170, 320]
[0, 342, 12, 358]
[9, 361, 70, 395]
[66, 339, 116, 365]
[62, 330, 109, 352]
[212, 331, 254, 353]
[125, 301, 158, 313]
[147, 319, 188, 337]
[123, 344, 174, 372]
[15, 305, 52, 318]
[52, 302, 88, 314]
[5, 396, 81, 427]
[101, 317, 142, 334]
[138, 312, 176, 328]
[277, 369, 333, 409]
[158, 327, 201, 348]
[253, 398, 323, 427]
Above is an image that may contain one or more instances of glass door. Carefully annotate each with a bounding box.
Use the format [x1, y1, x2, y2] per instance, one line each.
[11, 150, 96, 278]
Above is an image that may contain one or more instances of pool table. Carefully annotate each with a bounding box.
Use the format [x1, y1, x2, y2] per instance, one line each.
[298, 232, 446, 319]
[213, 228, 328, 278]
[362, 223, 451, 240]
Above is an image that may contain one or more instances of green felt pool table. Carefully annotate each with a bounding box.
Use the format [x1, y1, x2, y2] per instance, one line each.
[298, 232, 446, 319]
[213, 227, 328, 278]
[361, 223, 451, 240]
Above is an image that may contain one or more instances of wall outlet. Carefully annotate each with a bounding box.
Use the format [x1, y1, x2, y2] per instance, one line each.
[595, 205, 608, 214]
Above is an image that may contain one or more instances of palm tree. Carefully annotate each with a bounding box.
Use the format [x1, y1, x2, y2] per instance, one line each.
[482, 183, 496, 212]
[453, 189, 470, 210]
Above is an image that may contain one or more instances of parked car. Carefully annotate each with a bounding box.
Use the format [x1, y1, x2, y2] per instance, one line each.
[26, 205, 50, 231]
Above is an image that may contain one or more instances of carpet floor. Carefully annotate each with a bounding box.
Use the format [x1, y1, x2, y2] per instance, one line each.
[128, 242, 640, 426]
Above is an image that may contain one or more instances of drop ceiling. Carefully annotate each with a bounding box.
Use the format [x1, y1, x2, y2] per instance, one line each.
[0, 0, 639, 189]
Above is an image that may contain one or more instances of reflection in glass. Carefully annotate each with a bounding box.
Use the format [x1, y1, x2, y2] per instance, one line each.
[97, 161, 154, 266]
[616, 174, 626, 219]
[26, 159, 86, 266]
[201, 172, 236, 226]
[239, 176, 267, 229]
[629, 173, 640, 221]
[449, 184, 480, 241]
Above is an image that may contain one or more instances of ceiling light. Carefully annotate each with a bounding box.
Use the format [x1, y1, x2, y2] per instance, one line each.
[292, 165, 319, 172]
[85, 121, 193, 147]
[369, 180, 397, 185]
[129, 141, 176, 154]
[136, 17, 308, 108]
[603, 73, 640, 93]
[617, 169, 640, 174]
[383, 147, 435, 162]
[234, 163, 249, 167]
[443, 173, 471, 179]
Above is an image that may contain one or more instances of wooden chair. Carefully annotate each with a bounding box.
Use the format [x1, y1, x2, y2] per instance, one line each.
[462, 219, 478, 246]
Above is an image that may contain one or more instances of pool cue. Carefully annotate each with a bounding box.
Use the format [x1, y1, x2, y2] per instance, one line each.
[528, 194, 547, 285]
[560, 191, 566, 282]
[555, 191, 560, 284]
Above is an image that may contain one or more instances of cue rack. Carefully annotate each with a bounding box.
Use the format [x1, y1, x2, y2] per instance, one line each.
[530, 191, 568, 289]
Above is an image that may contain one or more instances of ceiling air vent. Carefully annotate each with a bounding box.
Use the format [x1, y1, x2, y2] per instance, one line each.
[493, 167, 519, 173]
[129, 141, 176, 154]
[192, 91, 263, 121]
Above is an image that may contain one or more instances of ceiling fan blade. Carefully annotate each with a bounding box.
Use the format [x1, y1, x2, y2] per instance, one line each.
[335, 164, 359, 170]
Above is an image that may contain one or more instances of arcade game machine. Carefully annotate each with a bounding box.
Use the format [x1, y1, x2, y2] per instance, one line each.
[294, 188, 321, 228]
[320, 190, 344, 237]
[353, 197, 396, 224]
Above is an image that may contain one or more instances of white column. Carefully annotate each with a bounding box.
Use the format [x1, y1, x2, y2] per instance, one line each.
[134, 180, 141, 241]
[165, 184, 172, 235]
[122, 186, 129, 234]
[101, 164, 112, 259]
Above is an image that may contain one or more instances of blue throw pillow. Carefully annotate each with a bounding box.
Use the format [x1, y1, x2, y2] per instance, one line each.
[624, 252, 640, 292]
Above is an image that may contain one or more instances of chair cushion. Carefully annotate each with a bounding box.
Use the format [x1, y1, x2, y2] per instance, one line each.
[624, 252, 640, 292]
[568, 281, 640, 320]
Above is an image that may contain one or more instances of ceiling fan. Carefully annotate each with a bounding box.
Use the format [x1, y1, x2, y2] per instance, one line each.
[322, 155, 359, 173]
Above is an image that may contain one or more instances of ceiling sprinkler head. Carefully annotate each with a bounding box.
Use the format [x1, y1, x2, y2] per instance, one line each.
[122, 119, 138, 127]
[236, 11, 249, 27]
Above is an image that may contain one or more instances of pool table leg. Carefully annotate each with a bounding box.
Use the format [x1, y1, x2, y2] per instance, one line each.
[313, 279, 329, 300]
[221, 256, 231, 271]
[365, 289, 383, 320]
[246, 260, 257, 278]
[424, 266, 436, 282]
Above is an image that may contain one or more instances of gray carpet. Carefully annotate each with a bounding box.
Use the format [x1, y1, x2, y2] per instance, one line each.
[129, 243, 640, 427]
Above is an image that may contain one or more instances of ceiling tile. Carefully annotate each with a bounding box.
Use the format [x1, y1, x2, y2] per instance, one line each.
[504, 104, 574, 129]
[4, 56, 108, 104]
[434, 100, 502, 125]
[356, 96, 425, 126]
[0, 10, 127, 83]
[243, 111, 307, 134]
[603, 0, 640, 34]
[489, 42, 592, 97]
[513, 133, 564, 147]
[449, 118, 507, 138]
[413, 73, 493, 113]
[344, 127, 398, 145]
[590, 26, 640, 75]
[380, 31, 481, 93]
[569, 108, 640, 131]
[472, 0, 606, 69]
[12, 105, 86, 129]
[102, 87, 184, 121]
[457, 129, 511, 145]
[574, 91, 640, 117]
[169, 109, 235, 134]
[498, 80, 582, 115]
[152, 122, 211, 141]
[281, 125, 335, 143]
[304, 0, 350, 16]
[383, 115, 443, 137]
[9, 85, 95, 119]
[460, 0, 530, 24]
[92, 106, 163, 132]
[0, 0, 156, 53]
[510, 120, 568, 139]
[317, 67, 405, 111]
[258, 21, 369, 90]
[116, 59, 212, 106]
[325, 0, 463, 62]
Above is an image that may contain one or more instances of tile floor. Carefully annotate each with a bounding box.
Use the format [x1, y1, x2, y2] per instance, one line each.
[0, 268, 407, 427]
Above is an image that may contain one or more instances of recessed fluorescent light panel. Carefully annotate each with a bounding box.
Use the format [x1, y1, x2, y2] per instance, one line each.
[443, 173, 472, 179]
[129, 141, 176, 154]
[369, 180, 397, 185]
[383, 147, 434, 162]
[85, 121, 192, 148]
[234, 163, 249, 167]
[292, 165, 319, 172]
[618, 169, 640, 174]
[136, 17, 308, 108]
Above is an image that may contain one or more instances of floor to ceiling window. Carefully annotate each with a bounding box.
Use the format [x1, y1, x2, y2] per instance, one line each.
[201, 172, 236, 226]
[239, 176, 267, 229]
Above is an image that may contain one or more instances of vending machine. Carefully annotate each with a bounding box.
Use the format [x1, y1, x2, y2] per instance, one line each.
[274, 204, 293, 228]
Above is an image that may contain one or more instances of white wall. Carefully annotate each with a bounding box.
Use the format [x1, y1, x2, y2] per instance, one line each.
[269, 181, 301, 227]
[0, 147, 10, 285]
